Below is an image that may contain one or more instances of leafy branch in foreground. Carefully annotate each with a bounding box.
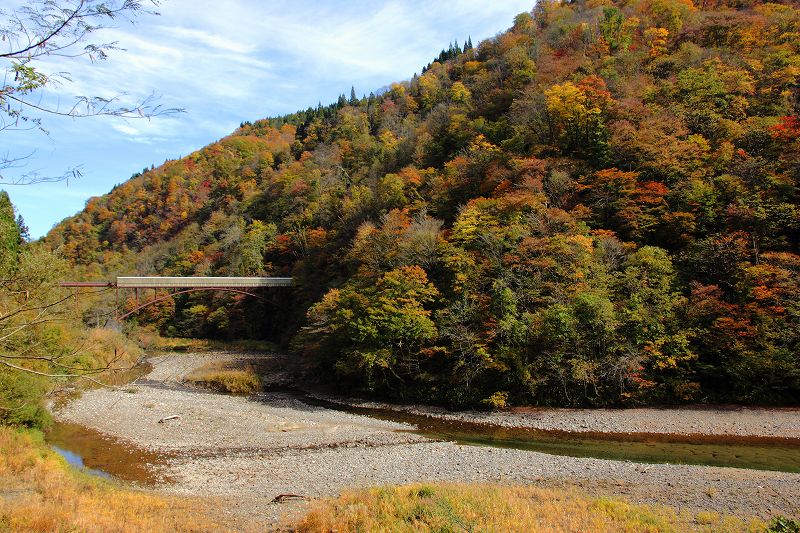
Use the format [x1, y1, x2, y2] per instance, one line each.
[0, 0, 184, 184]
[0, 193, 143, 426]
[0, 247, 143, 426]
[0, 247, 126, 376]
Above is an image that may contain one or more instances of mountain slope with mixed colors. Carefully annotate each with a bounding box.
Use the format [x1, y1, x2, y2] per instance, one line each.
[45, 0, 800, 408]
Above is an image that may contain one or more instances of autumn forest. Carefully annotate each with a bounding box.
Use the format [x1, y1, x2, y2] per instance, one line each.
[34, 0, 800, 409]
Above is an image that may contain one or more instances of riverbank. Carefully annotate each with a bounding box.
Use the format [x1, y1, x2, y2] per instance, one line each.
[142, 349, 800, 441]
[2, 426, 764, 533]
[307, 393, 800, 440]
[52, 351, 800, 529]
[296, 483, 767, 532]
[0, 426, 233, 533]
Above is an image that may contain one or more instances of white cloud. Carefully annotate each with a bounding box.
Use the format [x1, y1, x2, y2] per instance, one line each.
[111, 123, 141, 137]
[110, 120, 180, 144]
[163, 26, 258, 54]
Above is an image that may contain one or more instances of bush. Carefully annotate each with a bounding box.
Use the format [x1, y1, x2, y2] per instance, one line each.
[768, 517, 800, 533]
[0, 369, 51, 428]
[481, 391, 509, 410]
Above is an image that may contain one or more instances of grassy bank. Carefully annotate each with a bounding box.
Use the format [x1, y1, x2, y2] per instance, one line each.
[0, 426, 227, 533]
[185, 360, 262, 394]
[295, 483, 764, 533]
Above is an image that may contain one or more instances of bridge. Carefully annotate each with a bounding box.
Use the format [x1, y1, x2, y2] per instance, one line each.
[60, 276, 292, 320]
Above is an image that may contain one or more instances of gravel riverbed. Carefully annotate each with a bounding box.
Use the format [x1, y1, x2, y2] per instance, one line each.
[53, 351, 800, 530]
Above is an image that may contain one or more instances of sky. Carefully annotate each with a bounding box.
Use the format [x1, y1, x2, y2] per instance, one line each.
[2, 0, 533, 239]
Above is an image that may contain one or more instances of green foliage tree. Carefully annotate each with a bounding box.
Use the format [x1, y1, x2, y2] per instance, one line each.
[307, 265, 439, 392]
[598, 7, 637, 52]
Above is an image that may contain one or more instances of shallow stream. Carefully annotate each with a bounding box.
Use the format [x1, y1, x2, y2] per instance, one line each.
[305, 396, 800, 474]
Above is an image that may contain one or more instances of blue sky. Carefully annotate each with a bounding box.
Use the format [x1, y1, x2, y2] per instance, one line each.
[2, 1, 532, 238]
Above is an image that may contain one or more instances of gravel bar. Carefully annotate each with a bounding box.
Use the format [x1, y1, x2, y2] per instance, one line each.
[53, 352, 800, 528]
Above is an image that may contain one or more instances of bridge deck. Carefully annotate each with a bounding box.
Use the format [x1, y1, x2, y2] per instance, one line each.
[117, 276, 292, 288]
[61, 277, 293, 289]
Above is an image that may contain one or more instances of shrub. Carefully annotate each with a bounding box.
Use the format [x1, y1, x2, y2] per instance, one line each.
[768, 517, 800, 533]
[0, 369, 51, 428]
[481, 391, 509, 410]
[185, 363, 261, 394]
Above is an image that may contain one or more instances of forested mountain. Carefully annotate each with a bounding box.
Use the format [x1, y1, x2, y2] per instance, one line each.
[45, 0, 800, 407]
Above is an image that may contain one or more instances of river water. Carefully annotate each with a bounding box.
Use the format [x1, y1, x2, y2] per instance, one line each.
[46, 421, 171, 484]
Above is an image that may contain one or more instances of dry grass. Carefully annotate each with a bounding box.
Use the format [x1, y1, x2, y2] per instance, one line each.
[81, 328, 147, 386]
[184, 360, 261, 394]
[295, 483, 764, 533]
[131, 329, 214, 352]
[132, 328, 277, 354]
[0, 426, 229, 533]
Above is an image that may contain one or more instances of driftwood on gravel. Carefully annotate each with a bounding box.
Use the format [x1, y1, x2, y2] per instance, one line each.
[158, 415, 181, 423]
[271, 494, 309, 503]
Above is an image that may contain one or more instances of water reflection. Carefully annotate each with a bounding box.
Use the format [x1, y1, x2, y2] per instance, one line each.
[50, 444, 112, 479]
[46, 422, 171, 485]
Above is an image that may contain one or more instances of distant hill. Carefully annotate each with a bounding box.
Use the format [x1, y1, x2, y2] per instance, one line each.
[46, 0, 800, 408]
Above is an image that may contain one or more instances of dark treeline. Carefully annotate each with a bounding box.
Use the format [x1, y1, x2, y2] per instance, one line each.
[46, 0, 800, 408]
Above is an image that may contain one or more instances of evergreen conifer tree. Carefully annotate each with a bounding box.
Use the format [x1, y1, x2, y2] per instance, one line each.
[16, 214, 29, 242]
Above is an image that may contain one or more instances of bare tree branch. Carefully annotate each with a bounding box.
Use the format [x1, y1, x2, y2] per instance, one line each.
[0, 358, 122, 379]
[0, 0, 182, 185]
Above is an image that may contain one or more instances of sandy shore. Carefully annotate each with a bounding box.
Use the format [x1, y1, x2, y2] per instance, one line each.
[53, 352, 800, 530]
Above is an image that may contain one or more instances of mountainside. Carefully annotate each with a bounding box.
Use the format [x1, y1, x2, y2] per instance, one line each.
[46, 0, 800, 408]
